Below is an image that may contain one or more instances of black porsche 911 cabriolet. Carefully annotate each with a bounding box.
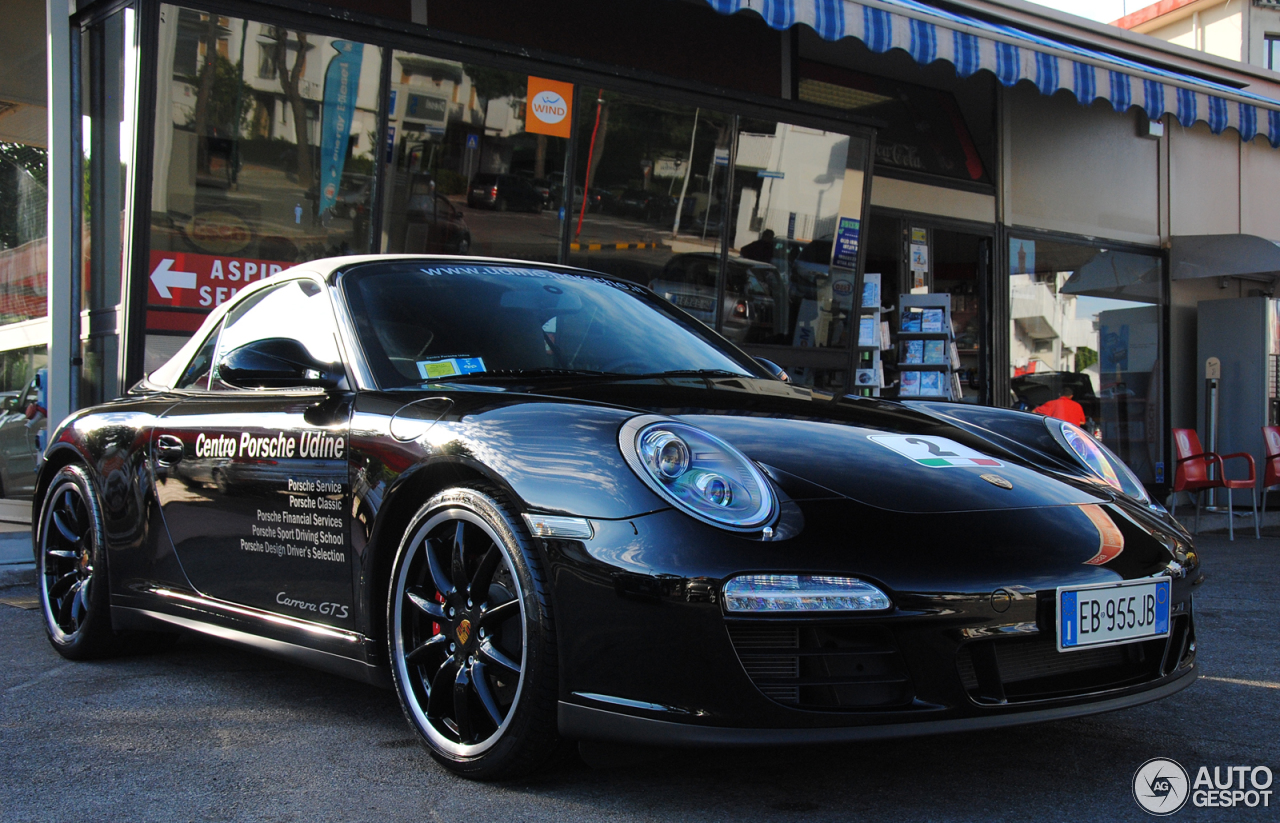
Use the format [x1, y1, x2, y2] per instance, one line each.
[33, 255, 1201, 779]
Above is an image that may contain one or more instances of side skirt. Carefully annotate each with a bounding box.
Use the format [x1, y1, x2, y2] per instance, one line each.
[112, 599, 391, 688]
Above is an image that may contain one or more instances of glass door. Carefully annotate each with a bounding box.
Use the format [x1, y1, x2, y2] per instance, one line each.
[725, 121, 874, 393]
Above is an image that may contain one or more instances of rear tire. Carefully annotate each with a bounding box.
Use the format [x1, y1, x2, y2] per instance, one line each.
[387, 486, 561, 780]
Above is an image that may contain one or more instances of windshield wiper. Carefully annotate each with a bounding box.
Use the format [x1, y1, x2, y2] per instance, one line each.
[624, 369, 750, 379]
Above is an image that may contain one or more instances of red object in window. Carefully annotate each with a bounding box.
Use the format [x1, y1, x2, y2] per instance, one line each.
[1033, 396, 1086, 426]
[1260, 425, 1280, 516]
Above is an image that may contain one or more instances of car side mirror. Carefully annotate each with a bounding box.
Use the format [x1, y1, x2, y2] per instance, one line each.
[755, 358, 790, 383]
[216, 338, 342, 390]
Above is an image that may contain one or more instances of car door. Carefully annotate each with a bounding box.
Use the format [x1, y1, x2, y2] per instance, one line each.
[0, 378, 41, 496]
[151, 277, 356, 628]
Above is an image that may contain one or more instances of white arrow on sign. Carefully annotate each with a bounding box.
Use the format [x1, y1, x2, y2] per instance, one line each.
[150, 258, 198, 299]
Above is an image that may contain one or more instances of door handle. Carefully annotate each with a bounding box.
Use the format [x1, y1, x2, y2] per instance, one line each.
[156, 434, 184, 464]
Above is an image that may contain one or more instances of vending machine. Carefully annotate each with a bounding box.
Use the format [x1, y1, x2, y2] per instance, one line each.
[1196, 297, 1280, 505]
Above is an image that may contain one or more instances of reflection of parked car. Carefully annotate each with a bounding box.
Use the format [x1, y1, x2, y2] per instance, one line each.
[1012, 371, 1100, 425]
[649, 253, 782, 344]
[334, 173, 371, 219]
[467, 174, 544, 212]
[404, 177, 471, 254]
[0, 377, 43, 498]
[529, 178, 553, 209]
[612, 188, 655, 218]
[174, 456, 341, 495]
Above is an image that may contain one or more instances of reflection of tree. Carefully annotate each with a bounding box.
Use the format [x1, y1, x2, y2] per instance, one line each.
[1076, 346, 1098, 373]
[188, 47, 254, 175]
[0, 143, 47, 251]
[269, 28, 313, 190]
[192, 16, 220, 174]
[463, 65, 525, 113]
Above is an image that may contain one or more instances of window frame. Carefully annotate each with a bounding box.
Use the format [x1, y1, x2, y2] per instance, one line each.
[165, 274, 352, 395]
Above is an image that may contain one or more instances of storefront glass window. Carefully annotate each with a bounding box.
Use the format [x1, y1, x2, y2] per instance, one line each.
[567, 91, 871, 393]
[725, 120, 866, 391]
[381, 55, 568, 263]
[146, 6, 383, 370]
[568, 91, 734, 309]
[0, 142, 49, 395]
[1008, 235, 1164, 483]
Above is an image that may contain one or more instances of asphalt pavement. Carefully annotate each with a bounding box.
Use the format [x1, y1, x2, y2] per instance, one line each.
[0, 530, 1276, 823]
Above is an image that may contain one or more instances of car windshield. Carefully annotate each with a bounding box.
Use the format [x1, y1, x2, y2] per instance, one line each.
[340, 261, 767, 389]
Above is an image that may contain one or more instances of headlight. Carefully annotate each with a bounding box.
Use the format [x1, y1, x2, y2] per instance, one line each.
[723, 574, 891, 612]
[1048, 419, 1151, 504]
[620, 415, 775, 532]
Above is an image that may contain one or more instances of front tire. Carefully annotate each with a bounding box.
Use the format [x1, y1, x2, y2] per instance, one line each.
[388, 486, 560, 780]
[37, 465, 117, 659]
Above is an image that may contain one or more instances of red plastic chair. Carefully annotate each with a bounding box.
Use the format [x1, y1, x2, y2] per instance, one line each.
[1170, 428, 1258, 540]
[1261, 426, 1280, 519]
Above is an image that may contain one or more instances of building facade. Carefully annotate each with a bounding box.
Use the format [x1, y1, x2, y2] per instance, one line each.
[7, 0, 1280, 497]
[1115, 0, 1280, 71]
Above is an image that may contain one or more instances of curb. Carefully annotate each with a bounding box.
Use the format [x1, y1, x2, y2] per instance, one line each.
[0, 565, 35, 588]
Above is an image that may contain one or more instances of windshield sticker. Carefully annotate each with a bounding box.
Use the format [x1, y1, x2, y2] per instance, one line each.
[417, 356, 486, 380]
[418, 265, 646, 293]
[868, 434, 1002, 468]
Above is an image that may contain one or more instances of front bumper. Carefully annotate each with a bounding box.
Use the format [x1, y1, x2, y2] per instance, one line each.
[558, 665, 1197, 745]
[540, 498, 1201, 743]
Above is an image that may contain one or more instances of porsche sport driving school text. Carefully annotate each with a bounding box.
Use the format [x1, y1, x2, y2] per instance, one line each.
[244, 477, 344, 565]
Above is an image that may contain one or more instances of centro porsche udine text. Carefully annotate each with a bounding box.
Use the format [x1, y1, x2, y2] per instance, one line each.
[32, 256, 1201, 780]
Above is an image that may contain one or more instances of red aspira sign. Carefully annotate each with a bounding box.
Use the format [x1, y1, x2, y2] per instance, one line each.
[147, 251, 293, 310]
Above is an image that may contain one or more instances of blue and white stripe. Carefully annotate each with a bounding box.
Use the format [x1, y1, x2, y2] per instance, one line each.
[703, 0, 1280, 147]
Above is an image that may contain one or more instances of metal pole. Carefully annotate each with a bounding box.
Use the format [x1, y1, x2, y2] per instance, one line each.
[1207, 375, 1220, 507]
[575, 90, 603, 239]
[46, 0, 75, 427]
[671, 107, 698, 238]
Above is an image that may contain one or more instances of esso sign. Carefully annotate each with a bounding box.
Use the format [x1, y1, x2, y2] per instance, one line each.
[531, 91, 567, 125]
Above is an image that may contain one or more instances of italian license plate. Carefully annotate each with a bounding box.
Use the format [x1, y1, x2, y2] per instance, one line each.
[1057, 577, 1170, 652]
[672, 294, 714, 312]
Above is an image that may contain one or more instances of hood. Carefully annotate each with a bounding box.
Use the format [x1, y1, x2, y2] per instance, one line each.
[520, 377, 1106, 514]
[682, 414, 1104, 513]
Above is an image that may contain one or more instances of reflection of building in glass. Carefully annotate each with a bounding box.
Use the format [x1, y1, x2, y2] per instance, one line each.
[154, 11, 381, 222]
[1010, 272, 1096, 378]
[732, 124, 848, 249]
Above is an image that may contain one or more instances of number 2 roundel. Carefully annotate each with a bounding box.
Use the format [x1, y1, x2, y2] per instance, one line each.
[867, 435, 1002, 468]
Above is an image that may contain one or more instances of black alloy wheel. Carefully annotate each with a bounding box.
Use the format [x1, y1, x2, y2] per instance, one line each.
[38, 465, 116, 658]
[388, 486, 560, 779]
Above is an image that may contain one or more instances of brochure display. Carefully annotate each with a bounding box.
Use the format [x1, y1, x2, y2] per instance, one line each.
[852, 273, 884, 396]
[896, 292, 958, 400]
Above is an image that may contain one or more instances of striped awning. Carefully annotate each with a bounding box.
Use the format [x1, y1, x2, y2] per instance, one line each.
[704, 0, 1280, 146]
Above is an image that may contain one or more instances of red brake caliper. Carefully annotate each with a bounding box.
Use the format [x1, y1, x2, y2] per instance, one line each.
[431, 591, 446, 636]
